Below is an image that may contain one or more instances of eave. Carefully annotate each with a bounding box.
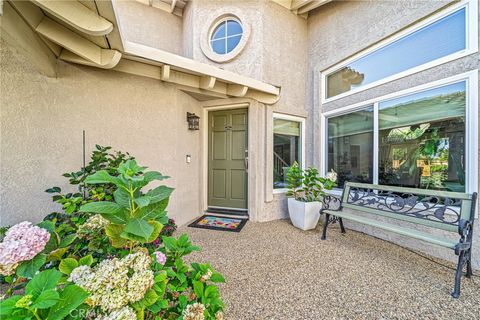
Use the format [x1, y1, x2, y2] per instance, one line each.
[6, 0, 280, 104]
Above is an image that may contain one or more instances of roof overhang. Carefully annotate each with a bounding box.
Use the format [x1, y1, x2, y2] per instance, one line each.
[272, 0, 332, 17]
[6, 0, 280, 104]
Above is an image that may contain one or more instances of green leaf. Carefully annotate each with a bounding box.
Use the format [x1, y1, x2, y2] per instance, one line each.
[79, 202, 128, 224]
[146, 186, 174, 204]
[144, 171, 169, 183]
[78, 201, 121, 214]
[37, 220, 55, 233]
[78, 255, 93, 266]
[204, 285, 219, 298]
[209, 272, 225, 283]
[31, 289, 60, 309]
[192, 281, 204, 298]
[105, 224, 128, 248]
[134, 196, 152, 208]
[0, 295, 21, 316]
[123, 218, 154, 240]
[59, 258, 78, 275]
[45, 187, 61, 193]
[114, 188, 131, 208]
[141, 289, 158, 307]
[59, 234, 77, 248]
[135, 200, 168, 220]
[26, 270, 62, 297]
[84, 170, 119, 185]
[16, 254, 47, 279]
[47, 247, 68, 262]
[47, 285, 89, 320]
[146, 221, 163, 243]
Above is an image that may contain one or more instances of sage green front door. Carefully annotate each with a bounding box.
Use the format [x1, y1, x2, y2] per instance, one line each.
[208, 108, 248, 209]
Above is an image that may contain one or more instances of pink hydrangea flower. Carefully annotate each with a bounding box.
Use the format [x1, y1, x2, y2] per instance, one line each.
[153, 251, 166, 265]
[0, 221, 50, 275]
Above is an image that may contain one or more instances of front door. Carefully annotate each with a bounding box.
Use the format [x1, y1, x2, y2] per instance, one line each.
[208, 108, 248, 209]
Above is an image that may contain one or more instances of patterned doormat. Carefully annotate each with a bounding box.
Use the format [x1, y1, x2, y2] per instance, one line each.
[188, 215, 247, 232]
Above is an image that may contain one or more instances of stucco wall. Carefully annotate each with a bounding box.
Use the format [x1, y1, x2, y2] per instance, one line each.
[307, 0, 480, 269]
[0, 37, 203, 227]
[114, 0, 183, 55]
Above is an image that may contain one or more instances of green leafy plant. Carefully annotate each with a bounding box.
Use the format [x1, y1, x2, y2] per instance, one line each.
[79, 159, 174, 250]
[286, 162, 336, 202]
[0, 269, 89, 320]
[145, 234, 225, 320]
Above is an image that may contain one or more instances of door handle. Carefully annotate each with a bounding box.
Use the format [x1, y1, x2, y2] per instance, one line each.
[244, 149, 248, 173]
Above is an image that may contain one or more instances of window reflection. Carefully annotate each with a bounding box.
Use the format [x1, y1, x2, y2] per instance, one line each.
[326, 8, 466, 98]
[327, 108, 374, 188]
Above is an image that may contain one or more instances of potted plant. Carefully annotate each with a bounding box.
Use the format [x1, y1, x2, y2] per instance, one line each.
[286, 162, 336, 230]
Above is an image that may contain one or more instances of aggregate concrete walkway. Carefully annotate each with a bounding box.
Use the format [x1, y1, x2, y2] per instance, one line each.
[180, 219, 480, 320]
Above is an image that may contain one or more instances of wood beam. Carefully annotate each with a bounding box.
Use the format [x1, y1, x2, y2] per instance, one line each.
[199, 76, 216, 90]
[8, 0, 62, 56]
[290, 0, 313, 10]
[161, 65, 171, 81]
[36, 17, 121, 68]
[297, 0, 331, 14]
[124, 41, 280, 96]
[227, 84, 248, 97]
[31, 0, 113, 36]
[169, 0, 177, 13]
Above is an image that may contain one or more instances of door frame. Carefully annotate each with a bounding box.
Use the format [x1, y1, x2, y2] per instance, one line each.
[202, 103, 250, 214]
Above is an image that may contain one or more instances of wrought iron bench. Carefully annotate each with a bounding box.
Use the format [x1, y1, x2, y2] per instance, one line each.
[320, 182, 477, 298]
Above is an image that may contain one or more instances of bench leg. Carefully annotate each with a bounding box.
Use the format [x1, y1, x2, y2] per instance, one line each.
[466, 249, 473, 278]
[321, 213, 330, 240]
[339, 218, 346, 233]
[452, 251, 466, 299]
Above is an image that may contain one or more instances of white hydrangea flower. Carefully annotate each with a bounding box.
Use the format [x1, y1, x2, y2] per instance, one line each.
[183, 303, 205, 320]
[68, 252, 153, 312]
[326, 169, 337, 182]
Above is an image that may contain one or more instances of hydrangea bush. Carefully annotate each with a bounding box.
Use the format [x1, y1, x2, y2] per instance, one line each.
[0, 147, 225, 320]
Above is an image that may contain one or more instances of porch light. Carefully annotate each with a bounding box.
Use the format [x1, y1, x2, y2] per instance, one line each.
[187, 112, 200, 130]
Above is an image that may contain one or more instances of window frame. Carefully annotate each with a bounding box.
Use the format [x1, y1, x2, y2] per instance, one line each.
[272, 113, 306, 194]
[320, 70, 479, 196]
[209, 17, 244, 55]
[320, 0, 478, 104]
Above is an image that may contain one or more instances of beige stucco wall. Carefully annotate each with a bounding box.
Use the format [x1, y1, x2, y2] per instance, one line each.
[0, 37, 203, 227]
[114, 0, 184, 55]
[307, 0, 480, 269]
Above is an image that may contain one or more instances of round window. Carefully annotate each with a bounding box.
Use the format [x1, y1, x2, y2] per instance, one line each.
[210, 19, 243, 55]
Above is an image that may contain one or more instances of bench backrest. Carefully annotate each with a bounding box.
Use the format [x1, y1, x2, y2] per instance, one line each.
[341, 182, 476, 233]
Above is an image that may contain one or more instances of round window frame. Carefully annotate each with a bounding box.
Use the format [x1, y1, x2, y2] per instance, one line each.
[201, 13, 250, 63]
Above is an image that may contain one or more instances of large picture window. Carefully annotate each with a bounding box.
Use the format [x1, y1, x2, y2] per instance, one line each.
[322, 1, 477, 102]
[273, 116, 304, 189]
[324, 73, 477, 193]
[378, 82, 466, 191]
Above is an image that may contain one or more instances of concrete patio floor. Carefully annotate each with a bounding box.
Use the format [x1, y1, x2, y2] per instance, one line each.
[180, 219, 480, 320]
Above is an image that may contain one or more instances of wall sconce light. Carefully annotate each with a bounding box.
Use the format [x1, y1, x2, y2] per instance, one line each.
[187, 112, 200, 130]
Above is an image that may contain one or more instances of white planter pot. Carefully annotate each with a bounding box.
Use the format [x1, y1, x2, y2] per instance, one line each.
[287, 198, 322, 231]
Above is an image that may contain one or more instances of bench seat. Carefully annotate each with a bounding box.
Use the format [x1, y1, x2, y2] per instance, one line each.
[323, 209, 458, 249]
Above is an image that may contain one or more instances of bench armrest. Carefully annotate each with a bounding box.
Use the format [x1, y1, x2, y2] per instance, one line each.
[458, 219, 472, 237]
[321, 195, 342, 212]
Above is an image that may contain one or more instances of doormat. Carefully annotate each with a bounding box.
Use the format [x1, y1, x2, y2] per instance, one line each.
[188, 215, 247, 232]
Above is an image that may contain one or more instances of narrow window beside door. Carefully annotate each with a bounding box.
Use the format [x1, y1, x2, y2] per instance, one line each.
[273, 117, 304, 189]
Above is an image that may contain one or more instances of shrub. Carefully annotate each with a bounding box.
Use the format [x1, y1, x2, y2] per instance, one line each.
[0, 146, 225, 320]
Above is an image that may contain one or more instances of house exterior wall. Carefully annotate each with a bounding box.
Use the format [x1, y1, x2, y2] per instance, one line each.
[1, 32, 203, 227]
[114, 0, 184, 55]
[307, 0, 480, 269]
